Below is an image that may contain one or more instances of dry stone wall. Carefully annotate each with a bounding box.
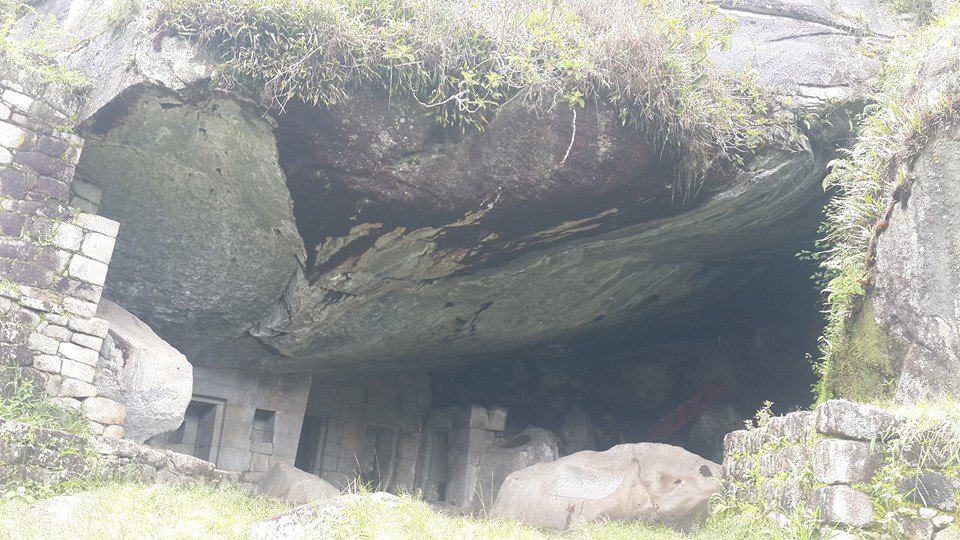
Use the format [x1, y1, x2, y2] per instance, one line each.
[0, 62, 128, 438]
[723, 400, 960, 537]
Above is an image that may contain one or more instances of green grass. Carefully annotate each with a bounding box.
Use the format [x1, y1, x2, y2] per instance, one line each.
[862, 400, 960, 534]
[254, 487, 825, 539]
[0, 481, 826, 539]
[0, 482, 289, 539]
[161, 0, 786, 204]
[813, 3, 960, 402]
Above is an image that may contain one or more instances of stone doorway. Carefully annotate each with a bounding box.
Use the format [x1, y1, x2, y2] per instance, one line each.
[151, 395, 226, 464]
[357, 423, 399, 491]
[422, 430, 451, 503]
[294, 413, 328, 476]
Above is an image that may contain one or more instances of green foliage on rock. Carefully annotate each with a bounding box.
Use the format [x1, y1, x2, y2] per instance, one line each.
[865, 401, 960, 535]
[0, 367, 88, 436]
[813, 4, 960, 402]
[161, 0, 786, 203]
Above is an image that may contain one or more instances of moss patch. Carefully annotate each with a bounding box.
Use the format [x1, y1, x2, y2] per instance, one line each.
[820, 296, 903, 403]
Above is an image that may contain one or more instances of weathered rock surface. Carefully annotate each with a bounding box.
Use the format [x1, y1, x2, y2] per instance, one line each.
[900, 471, 958, 512]
[816, 399, 902, 440]
[491, 443, 721, 530]
[813, 438, 882, 485]
[817, 485, 875, 528]
[472, 427, 559, 514]
[713, 0, 902, 107]
[95, 299, 193, 443]
[875, 126, 960, 402]
[622, 358, 677, 410]
[258, 462, 340, 505]
[22, 0, 899, 374]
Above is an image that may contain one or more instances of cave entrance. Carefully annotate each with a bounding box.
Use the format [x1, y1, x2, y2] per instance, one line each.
[428, 253, 822, 462]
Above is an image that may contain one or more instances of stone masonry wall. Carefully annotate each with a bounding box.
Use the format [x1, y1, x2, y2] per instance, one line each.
[417, 404, 508, 513]
[147, 365, 312, 485]
[305, 373, 432, 491]
[723, 400, 960, 537]
[0, 62, 125, 437]
[0, 418, 237, 489]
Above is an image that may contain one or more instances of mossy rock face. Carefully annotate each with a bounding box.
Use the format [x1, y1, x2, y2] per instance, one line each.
[76, 89, 306, 367]
[824, 296, 904, 403]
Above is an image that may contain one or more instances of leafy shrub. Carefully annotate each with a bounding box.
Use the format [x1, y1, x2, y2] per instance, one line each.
[0, 0, 86, 86]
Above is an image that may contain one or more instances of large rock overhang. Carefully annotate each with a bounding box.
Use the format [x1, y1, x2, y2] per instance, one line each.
[37, 0, 893, 374]
[74, 81, 828, 373]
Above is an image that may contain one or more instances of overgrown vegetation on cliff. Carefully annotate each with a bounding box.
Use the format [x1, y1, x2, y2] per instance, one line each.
[0, 0, 85, 85]
[814, 4, 960, 401]
[162, 0, 785, 203]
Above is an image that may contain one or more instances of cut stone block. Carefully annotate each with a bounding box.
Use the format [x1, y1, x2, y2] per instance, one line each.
[60, 358, 96, 383]
[59, 341, 99, 366]
[80, 232, 116, 264]
[68, 254, 109, 286]
[33, 354, 61, 373]
[2, 89, 34, 110]
[74, 213, 119, 237]
[816, 400, 901, 441]
[68, 316, 109, 338]
[27, 332, 59, 354]
[817, 485, 874, 528]
[63, 297, 98, 318]
[70, 332, 103, 351]
[813, 438, 882, 484]
[59, 378, 96, 398]
[52, 223, 84, 252]
[0, 121, 26, 149]
[82, 396, 126, 425]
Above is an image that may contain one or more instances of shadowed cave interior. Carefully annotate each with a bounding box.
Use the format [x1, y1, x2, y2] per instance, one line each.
[426, 254, 821, 462]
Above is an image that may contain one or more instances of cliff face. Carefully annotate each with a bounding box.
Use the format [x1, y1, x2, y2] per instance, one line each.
[18, 0, 899, 373]
[874, 125, 960, 402]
